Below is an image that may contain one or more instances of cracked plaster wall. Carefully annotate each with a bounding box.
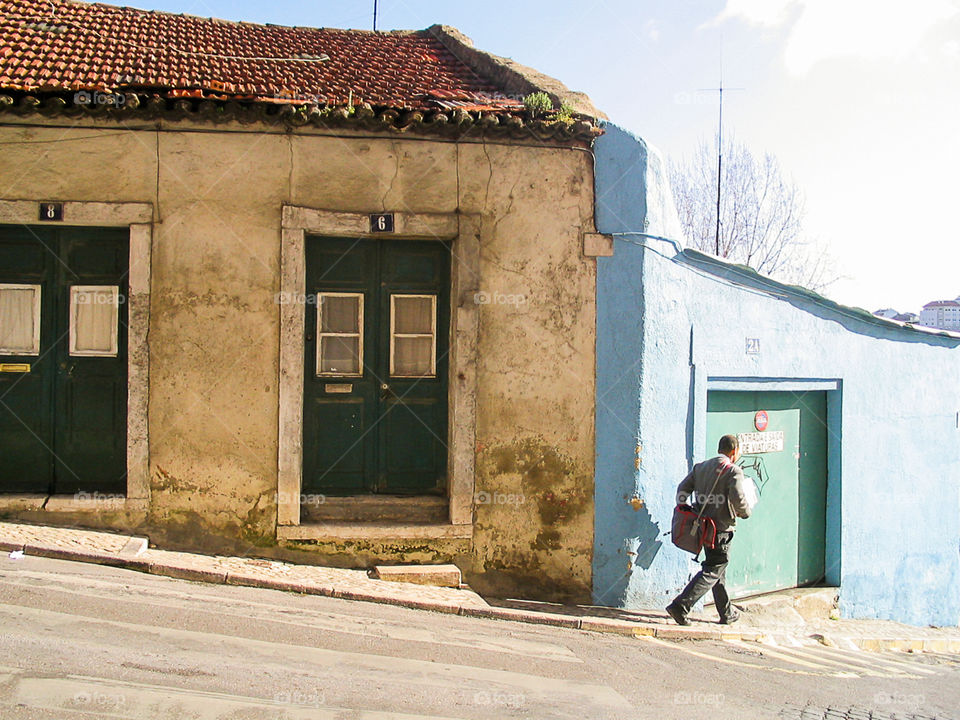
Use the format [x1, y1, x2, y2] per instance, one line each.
[0, 119, 598, 601]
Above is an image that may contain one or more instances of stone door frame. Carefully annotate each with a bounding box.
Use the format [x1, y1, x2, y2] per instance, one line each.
[0, 200, 152, 513]
[277, 206, 479, 538]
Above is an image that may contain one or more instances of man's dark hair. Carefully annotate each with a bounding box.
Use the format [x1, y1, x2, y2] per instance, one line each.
[718, 434, 739, 455]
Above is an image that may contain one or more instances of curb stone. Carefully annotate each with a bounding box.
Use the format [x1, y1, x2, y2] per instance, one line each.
[224, 572, 309, 594]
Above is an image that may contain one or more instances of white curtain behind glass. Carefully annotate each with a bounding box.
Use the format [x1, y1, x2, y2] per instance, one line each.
[0, 286, 39, 355]
[392, 295, 434, 376]
[72, 288, 118, 356]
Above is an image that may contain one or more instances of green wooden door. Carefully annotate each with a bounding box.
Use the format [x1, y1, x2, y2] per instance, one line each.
[706, 391, 828, 598]
[302, 236, 449, 495]
[0, 225, 128, 494]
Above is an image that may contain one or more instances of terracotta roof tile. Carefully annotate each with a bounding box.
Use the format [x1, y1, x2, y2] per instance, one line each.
[0, 0, 524, 111]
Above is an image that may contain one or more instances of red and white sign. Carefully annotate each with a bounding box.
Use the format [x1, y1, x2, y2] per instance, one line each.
[754, 410, 769, 432]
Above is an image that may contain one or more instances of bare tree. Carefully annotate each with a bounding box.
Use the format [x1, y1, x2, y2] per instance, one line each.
[669, 137, 834, 290]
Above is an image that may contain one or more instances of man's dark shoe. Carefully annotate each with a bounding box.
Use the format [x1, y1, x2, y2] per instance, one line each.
[719, 608, 740, 625]
[665, 603, 690, 626]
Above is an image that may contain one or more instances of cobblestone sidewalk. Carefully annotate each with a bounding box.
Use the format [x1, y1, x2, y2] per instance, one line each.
[778, 703, 958, 720]
[2, 520, 959, 651]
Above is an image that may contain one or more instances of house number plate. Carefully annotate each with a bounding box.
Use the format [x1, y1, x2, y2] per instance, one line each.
[39, 202, 64, 221]
[370, 213, 394, 233]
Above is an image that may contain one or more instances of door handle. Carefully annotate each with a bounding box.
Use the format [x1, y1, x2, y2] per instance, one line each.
[380, 383, 396, 401]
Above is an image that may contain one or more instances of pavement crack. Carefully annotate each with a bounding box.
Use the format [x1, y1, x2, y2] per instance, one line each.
[121, 661, 215, 677]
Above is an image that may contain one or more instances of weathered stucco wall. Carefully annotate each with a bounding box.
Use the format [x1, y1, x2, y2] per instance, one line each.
[461, 143, 597, 601]
[592, 122, 960, 626]
[0, 118, 596, 601]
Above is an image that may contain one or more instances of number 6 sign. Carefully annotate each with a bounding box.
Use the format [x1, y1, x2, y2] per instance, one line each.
[370, 213, 394, 233]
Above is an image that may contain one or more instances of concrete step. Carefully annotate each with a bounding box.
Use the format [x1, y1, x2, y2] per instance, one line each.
[717, 586, 839, 625]
[373, 564, 462, 588]
[301, 495, 447, 523]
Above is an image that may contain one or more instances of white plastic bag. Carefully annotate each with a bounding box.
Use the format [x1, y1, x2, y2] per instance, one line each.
[742, 477, 760, 512]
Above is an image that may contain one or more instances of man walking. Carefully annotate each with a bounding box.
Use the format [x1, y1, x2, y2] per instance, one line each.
[666, 434, 752, 625]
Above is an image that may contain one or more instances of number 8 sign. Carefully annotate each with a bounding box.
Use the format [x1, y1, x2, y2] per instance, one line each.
[39, 202, 64, 221]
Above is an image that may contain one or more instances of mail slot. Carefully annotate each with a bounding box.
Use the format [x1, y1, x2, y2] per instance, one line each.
[0, 363, 30, 373]
[324, 383, 353, 394]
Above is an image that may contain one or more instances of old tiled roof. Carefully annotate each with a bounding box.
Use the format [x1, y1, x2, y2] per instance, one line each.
[0, 0, 599, 140]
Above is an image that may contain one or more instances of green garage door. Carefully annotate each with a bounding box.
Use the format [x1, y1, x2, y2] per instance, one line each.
[706, 391, 828, 598]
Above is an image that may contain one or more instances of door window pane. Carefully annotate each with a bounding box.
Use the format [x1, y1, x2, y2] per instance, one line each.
[317, 292, 363, 376]
[320, 295, 360, 333]
[394, 296, 433, 334]
[0, 284, 41, 355]
[319, 336, 361, 375]
[70, 286, 120, 357]
[390, 294, 436, 377]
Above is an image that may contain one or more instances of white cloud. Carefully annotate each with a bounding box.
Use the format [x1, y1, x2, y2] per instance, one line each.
[716, 0, 797, 27]
[643, 19, 660, 43]
[717, 0, 960, 74]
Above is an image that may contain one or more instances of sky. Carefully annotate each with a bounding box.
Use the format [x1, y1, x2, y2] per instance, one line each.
[127, 0, 960, 313]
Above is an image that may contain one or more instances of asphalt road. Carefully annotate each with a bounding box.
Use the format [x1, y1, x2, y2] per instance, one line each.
[0, 554, 957, 720]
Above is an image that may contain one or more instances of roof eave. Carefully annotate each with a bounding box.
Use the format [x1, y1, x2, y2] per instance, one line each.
[0, 91, 602, 143]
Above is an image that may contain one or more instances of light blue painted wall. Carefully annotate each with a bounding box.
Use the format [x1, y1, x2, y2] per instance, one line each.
[593, 122, 960, 627]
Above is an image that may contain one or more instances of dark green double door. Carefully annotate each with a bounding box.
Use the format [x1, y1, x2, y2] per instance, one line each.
[0, 226, 128, 494]
[303, 237, 450, 495]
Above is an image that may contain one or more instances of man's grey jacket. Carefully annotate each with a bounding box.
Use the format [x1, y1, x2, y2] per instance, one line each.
[676, 455, 753, 533]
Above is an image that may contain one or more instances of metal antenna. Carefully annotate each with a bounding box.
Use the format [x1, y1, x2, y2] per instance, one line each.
[373, 0, 378, 31]
[715, 77, 725, 255]
[698, 55, 744, 256]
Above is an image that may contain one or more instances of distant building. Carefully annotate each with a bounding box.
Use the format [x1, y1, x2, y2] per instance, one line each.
[873, 309, 920, 324]
[920, 299, 960, 330]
